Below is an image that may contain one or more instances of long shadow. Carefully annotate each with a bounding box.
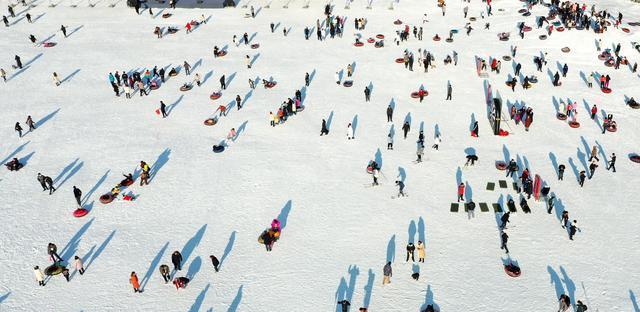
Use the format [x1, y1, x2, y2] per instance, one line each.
[407, 220, 416, 243]
[60, 69, 81, 84]
[219, 231, 236, 269]
[418, 217, 426, 243]
[595, 140, 608, 164]
[397, 167, 406, 183]
[19, 151, 35, 166]
[59, 218, 95, 263]
[374, 148, 382, 169]
[227, 285, 243, 312]
[186, 256, 202, 280]
[85, 230, 116, 270]
[167, 95, 184, 116]
[191, 58, 203, 72]
[404, 112, 412, 126]
[549, 152, 559, 177]
[152, 8, 165, 18]
[421, 285, 439, 311]
[579, 71, 588, 86]
[9, 15, 26, 26]
[189, 284, 210, 312]
[547, 266, 565, 298]
[335, 279, 348, 310]
[52, 158, 79, 183]
[0, 292, 10, 304]
[234, 121, 248, 141]
[67, 25, 84, 38]
[465, 180, 473, 201]
[149, 148, 171, 182]
[140, 241, 169, 291]
[241, 90, 253, 107]
[308, 69, 316, 85]
[247, 31, 258, 44]
[277, 200, 292, 230]
[24, 53, 44, 67]
[250, 53, 261, 67]
[352, 114, 359, 137]
[456, 167, 462, 185]
[631, 290, 640, 312]
[181, 225, 207, 265]
[39, 33, 56, 45]
[346, 265, 359, 302]
[560, 266, 576, 307]
[554, 196, 565, 221]
[32, 12, 46, 23]
[201, 70, 213, 86]
[363, 269, 375, 308]
[56, 161, 84, 189]
[35, 108, 60, 128]
[502, 144, 511, 164]
[326, 111, 334, 130]
[568, 158, 580, 182]
[226, 72, 237, 88]
[386, 234, 396, 263]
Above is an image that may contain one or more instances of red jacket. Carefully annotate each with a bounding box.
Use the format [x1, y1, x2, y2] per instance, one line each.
[457, 184, 465, 195]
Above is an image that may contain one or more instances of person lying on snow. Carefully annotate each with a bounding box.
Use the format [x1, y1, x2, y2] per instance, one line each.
[119, 173, 133, 187]
[5, 158, 23, 171]
[173, 277, 190, 290]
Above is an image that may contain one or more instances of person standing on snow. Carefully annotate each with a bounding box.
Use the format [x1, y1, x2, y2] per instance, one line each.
[34, 266, 45, 286]
[402, 121, 410, 139]
[48, 242, 63, 262]
[335, 71, 340, 85]
[416, 143, 424, 162]
[569, 220, 579, 240]
[558, 294, 571, 311]
[338, 300, 350, 312]
[416, 241, 425, 262]
[171, 251, 183, 271]
[209, 255, 220, 272]
[387, 105, 393, 122]
[62, 268, 70, 282]
[15, 122, 23, 138]
[372, 169, 380, 186]
[607, 153, 616, 172]
[160, 101, 167, 118]
[500, 211, 510, 229]
[590, 105, 598, 119]
[387, 133, 393, 150]
[304, 72, 310, 87]
[588, 146, 600, 162]
[588, 161, 598, 179]
[382, 262, 392, 285]
[159, 264, 170, 283]
[562, 63, 568, 77]
[506, 159, 517, 177]
[364, 86, 371, 102]
[446, 82, 452, 100]
[346, 123, 354, 140]
[37, 173, 48, 191]
[73, 186, 82, 207]
[320, 119, 329, 136]
[576, 300, 588, 312]
[130, 272, 141, 293]
[219, 75, 226, 90]
[558, 164, 565, 180]
[1, 68, 6, 82]
[500, 231, 509, 253]
[432, 135, 441, 150]
[561, 210, 569, 228]
[396, 180, 406, 197]
[406, 242, 415, 262]
[74, 256, 85, 275]
[457, 183, 465, 202]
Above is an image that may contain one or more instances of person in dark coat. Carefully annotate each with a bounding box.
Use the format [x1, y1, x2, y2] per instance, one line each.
[607, 153, 616, 172]
[364, 86, 371, 102]
[44, 175, 55, 194]
[558, 164, 565, 180]
[3, 15, 8, 27]
[15, 122, 23, 137]
[160, 101, 167, 118]
[402, 121, 410, 139]
[171, 251, 183, 271]
[506, 159, 517, 177]
[209, 255, 220, 272]
[159, 264, 170, 283]
[15, 55, 22, 68]
[73, 186, 82, 207]
[406, 243, 415, 262]
[500, 211, 510, 229]
[338, 300, 351, 312]
[386, 105, 393, 122]
[61, 25, 67, 37]
[320, 119, 329, 136]
[219, 75, 226, 89]
[37, 173, 48, 191]
[48, 242, 63, 262]
[569, 220, 579, 240]
[500, 231, 509, 253]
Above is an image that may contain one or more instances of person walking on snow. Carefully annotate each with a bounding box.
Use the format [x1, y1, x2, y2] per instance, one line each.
[15, 122, 23, 138]
[171, 251, 183, 271]
[346, 123, 354, 140]
[569, 220, 579, 240]
[130, 272, 140, 293]
[416, 143, 424, 162]
[183, 61, 191, 75]
[396, 180, 406, 197]
[417, 241, 425, 262]
[387, 133, 393, 150]
[48, 242, 63, 262]
[210, 255, 220, 272]
[506, 159, 517, 177]
[44, 175, 55, 194]
[402, 121, 410, 139]
[588, 146, 599, 162]
[34, 266, 45, 286]
[160, 101, 167, 118]
[588, 161, 598, 179]
[406, 242, 415, 261]
[220, 75, 226, 89]
[457, 183, 465, 202]
[37, 173, 48, 191]
[364, 86, 371, 102]
[159, 264, 170, 283]
[446, 82, 452, 100]
[590, 105, 597, 119]
[74, 255, 85, 275]
[382, 262, 392, 285]
[372, 169, 380, 186]
[607, 153, 616, 172]
[500, 231, 509, 253]
[432, 135, 441, 150]
[73, 186, 82, 207]
[500, 211, 510, 229]
[387, 105, 393, 122]
[320, 119, 329, 136]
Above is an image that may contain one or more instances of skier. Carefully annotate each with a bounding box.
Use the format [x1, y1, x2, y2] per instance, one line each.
[607, 153, 616, 172]
[569, 220, 579, 240]
[382, 262, 392, 285]
[159, 264, 170, 283]
[506, 159, 517, 177]
[387, 133, 393, 150]
[320, 119, 329, 136]
[130, 272, 141, 293]
[396, 180, 406, 197]
[346, 123, 354, 140]
[34, 266, 45, 286]
[171, 251, 183, 271]
[338, 300, 350, 312]
[386, 105, 393, 122]
[220, 75, 226, 90]
[160, 101, 167, 118]
[457, 183, 465, 202]
[558, 164, 565, 180]
[209, 255, 220, 272]
[402, 121, 410, 139]
[416, 143, 424, 162]
[417, 241, 425, 262]
[48, 242, 63, 262]
[500, 231, 509, 253]
[500, 211, 510, 229]
[406, 242, 415, 261]
[15, 122, 23, 137]
[74, 255, 85, 275]
[73, 186, 82, 207]
[364, 86, 371, 101]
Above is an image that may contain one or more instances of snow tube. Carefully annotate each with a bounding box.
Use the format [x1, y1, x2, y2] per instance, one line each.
[604, 60, 614, 67]
[539, 35, 547, 40]
[393, 20, 402, 25]
[601, 87, 612, 94]
[162, 13, 172, 18]
[553, 21, 561, 26]
[502, 56, 512, 61]
[343, 80, 353, 87]
[375, 43, 384, 48]
[529, 77, 538, 83]
[169, 71, 178, 77]
[569, 121, 580, 128]
[557, 113, 567, 120]
[367, 38, 375, 43]
[606, 124, 617, 132]
[120, 179, 133, 187]
[556, 26, 565, 32]
[354, 42, 364, 47]
[297, 106, 305, 112]
[445, 38, 453, 43]
[523, 26, 532, 32]
[451, 29, 459, 34]
[251, 44, 260, 49]
[43, 42, 56, 47]
[376, 34, 385, 39]
[265, 81, 277, 88]
[630, 155, 640, 163]
[433, 35, 441, 41]
[517, 9, 527, 13]
[598, 55, 608, 60]
[498, 129, 509, 136]
[411, 92, 420, 98]
[73, 208, 89, 218]
[100, 193, 115, 204]
[190, 20, 199, 26]
[629, 102, 640, 109]
[495, 161, 507, 170]
[180, 85, 193, 91]
[149, 83, 159, 90]
[204, 118, 217, 126]
[366, 166, 374, 174]
[217, 50, 227, 57]
[469, 17, 476, 21]
[505, 81, 516, 87]
[167, 28, 178, 34]
[212, 145, 225, 153]
[395, 58, 405, 63]
[210, 92, 222, 100]
[522, 12, 531, 16]
[504, 264, 521, 277]
[45, 264, 64, 276]
[561, 47, 570, 53]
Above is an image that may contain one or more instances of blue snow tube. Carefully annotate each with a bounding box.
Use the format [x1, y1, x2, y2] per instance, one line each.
[213, 145, 225, 153]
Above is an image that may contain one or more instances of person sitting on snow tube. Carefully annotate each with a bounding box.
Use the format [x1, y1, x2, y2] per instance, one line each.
[374, 40, 384, 47]
[167, 26, 179, 33]
[213, 46, 221, 57]
[173, 277, 190, 290]
[522, 76, 531, 89]
[168, 68, 177, 76]
[444, 55, 452, 64]
[111, 186, 121, 197]
[119, 173, 133, 187]
[5, 158, 23, 171]
[628, 97, 638, 107]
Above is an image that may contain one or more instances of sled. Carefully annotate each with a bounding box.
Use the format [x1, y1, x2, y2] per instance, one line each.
[73, 208, 89, 218]
[502, 55, 512, 61]
[498, 129, 509, 136]
[433, 35, 441, 41]
[155, 109, 161, 115]
[523, 26, 532, 32]
[556, 113, 567, 120]
[209, 92, 222, 100]
[504, 264, 521, 277]
[217, 50, 227, 57]
[43, 42, 56, 47]
[629, 102, 640, 109]
[556, 26, 565, 32]
[162, 13, 172, 18]
[251, 44, 260, 49]
[167, 28, 179, 34]
[606, 124, 617, 132]
[495, 161, 507, 170]
[100, 193, 115, 204]
[522, 12, 531, 16]
[451, 29, 459, 34]
[598, 54, 607, 61]
[395, 57, 405, 63]
[190, 20, 199, 26]
[376, 34, 385, 39]
[45, 263, 65, 276]
[212, 145, 225, 153]
[411, 92, 419, 98]
[150, 82, 159, 90]
[169, 71, 178, 77]
[569, 121, 580, 128]
[264, 81, 277, 88]
[533, 174, 541, 201]
[630, 155, 640, 163]
[561, 47, 570, 53]
[393, 19, 402, 25]
[601, 87, 612, 94]
[539, 34, 547, 40]
[180, 84, 193, 91]
[367, 38, 375, 43]
[343, 80, 353, 87]
[469, 17, 476, 21]
[445, 38, 453, 43]
[553, 21, 561, 26]
[529, 77, 538, 83]
[604, 60, 614, 67]
[517, 9, 527, 13]
[505, 81, 516, 87]
[297, 106, 305, 112]
[354, 42, 364, 47]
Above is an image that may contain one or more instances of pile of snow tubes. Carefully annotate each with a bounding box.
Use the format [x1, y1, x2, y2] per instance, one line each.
[100, 193, 115, 204]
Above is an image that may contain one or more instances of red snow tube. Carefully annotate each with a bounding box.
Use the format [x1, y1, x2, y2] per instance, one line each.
[504, 264, 521, 277]
[210, 92, 222, 100]
[498, 129, 509, 136]
[180, 85, 193, 91]
[395, 57, 405, 63]
[43, 42, 57, 47]
[495, 161, 507, 170]
[265, 81, 277, 88]
[607, 124, 617, 132]
[569, 121, 580, 128]
[557, 113, 567, 120]
[367, 38, 375, 43]
[354, 42, 364, 47]
[190, 20, 199, 26]
[622, 27, 630, 33]
[376, 34, 385, 39]
[162, 13, 172, 18]
[561, 47, 570, 53]
[251, 44, 260, 49]
[598, 55, 608, 60]
[73, 208, 89, 218]
[150, 83, 159, 90]
[556, 27, 565, 32]
[393, 20, 402, 25]
[366, 166, 374, 174]
[204, 118, 217, 126]
[121, 179, 134, 187]
[433, 35, 441, 41]
[100, 193, 115, 204]
[217, 50, 227, 57]
[601, 87, 612, 94]
[604, 60, 614, 67]
[523, 26, 532, 32]
[630, 155, 640, 163]
[411, 92, 420, 98]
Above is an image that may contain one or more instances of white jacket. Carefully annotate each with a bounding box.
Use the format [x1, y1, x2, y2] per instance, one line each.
[347, 125, 354, 138]
[434, 136, 441, 144]
[75, 258, 84, 270]
[34, 268, 45, 281]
